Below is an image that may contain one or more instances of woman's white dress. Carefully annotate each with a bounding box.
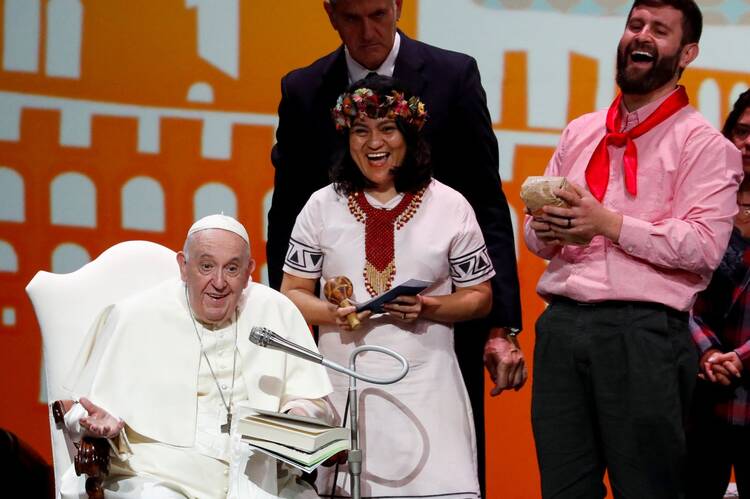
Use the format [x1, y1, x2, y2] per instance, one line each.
[283, 179, 494, 499]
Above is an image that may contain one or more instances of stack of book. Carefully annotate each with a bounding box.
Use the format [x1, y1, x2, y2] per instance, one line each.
[237, 409, 350, 473]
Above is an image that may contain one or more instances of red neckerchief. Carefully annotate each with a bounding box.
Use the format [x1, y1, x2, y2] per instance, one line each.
[585, 86, 689, 202]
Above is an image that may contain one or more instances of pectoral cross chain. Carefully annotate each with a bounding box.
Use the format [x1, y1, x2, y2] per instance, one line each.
[221, 412, 232, 434]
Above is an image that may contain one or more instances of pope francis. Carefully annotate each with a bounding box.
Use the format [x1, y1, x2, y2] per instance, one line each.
[59, 215, 333, 499]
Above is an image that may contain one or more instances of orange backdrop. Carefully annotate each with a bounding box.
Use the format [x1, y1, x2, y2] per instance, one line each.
[1, 1, 749, 498]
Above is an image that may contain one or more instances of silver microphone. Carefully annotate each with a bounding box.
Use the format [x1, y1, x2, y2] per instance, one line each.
[249, 326, 324, 364]
[250, 326, 408, 385]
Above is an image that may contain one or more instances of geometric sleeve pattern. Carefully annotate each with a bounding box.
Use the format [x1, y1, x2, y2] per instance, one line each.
[284, 237, 324, 275]
[449, 244, 494, 284]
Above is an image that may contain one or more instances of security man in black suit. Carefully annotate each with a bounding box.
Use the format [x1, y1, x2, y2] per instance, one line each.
[266, 1, 526, 491]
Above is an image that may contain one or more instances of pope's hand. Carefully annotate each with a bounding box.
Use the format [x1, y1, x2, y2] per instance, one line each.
[79, 397, 124, 438]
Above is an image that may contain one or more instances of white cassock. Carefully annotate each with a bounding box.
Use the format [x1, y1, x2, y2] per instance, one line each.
[60, 279, 333, 499]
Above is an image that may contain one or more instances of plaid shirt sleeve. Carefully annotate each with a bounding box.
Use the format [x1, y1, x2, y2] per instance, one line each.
[735, 340, 750, 370]
[689, 312, 723, 355]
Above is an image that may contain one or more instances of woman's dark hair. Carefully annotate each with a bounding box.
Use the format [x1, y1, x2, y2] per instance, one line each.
[722, 89, 750, 140]
[329, 75, 432, 196]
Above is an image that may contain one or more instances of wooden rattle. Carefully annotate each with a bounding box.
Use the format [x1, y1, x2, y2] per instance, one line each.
[324, 276, 361, 330]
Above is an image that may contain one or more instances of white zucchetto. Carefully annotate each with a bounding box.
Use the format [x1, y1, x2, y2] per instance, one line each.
[187, 214, 250, 245]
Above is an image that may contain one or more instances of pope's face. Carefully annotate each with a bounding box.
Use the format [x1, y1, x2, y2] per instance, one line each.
[177, 229, 254, 327]
[325, 0, 402, 70]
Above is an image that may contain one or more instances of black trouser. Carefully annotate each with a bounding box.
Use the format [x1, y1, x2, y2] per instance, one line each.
[687, 382, 750, 499]
[454, 319, 487, 498]
[532, 299, 698, 499]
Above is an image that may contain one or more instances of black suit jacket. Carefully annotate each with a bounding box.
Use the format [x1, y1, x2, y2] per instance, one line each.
[267, 32, 522, 332]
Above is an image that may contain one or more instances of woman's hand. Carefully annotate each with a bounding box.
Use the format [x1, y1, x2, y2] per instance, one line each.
[79, 397, 124, 438]
[699, 349, 743, 385]
[383, 295, 423, 322]
[335, 305, 371, 331]
[283, 272, 370, 329]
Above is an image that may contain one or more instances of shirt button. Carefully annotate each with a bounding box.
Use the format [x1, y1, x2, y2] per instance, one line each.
[224, 469, 229, 476]
[224, 487, 229, 493]
[221, 384, 228, 390]
[218, 350, 225, 356]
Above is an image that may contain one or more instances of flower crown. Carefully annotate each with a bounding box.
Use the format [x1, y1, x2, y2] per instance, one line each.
[331, 87, 428, 132]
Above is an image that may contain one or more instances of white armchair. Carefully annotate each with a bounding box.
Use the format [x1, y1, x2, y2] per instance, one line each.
[26, 241, 178, 498]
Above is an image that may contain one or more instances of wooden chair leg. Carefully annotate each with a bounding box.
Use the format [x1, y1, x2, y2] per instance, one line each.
[76, 438, 110, 499]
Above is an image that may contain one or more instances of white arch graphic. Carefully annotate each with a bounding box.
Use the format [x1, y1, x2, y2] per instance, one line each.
[0, 240, 19, 272]
[52, 242, 90, 273]
[122, 176, 165, 232]
[46, 0, 83, 78]
[0, 166, 25, 222]
[698, 78, 721, 130]
[186, 0, 239, 78]
[51, 172, 96, 227]
[2, 0, 40, 73]
[194, 183, 238, 221]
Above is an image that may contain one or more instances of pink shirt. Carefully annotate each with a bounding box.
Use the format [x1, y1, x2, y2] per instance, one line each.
[525, 90, 743, 311]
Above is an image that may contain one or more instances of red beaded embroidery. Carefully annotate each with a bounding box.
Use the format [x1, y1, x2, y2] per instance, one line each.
[348, 189, 425, 297]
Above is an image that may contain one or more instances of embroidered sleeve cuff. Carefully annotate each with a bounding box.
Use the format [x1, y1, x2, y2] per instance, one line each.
[450, 245, 496, 287]
[283, 238, 323, 277]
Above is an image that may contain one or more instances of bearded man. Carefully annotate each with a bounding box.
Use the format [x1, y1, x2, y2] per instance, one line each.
[525, 1, 743, 497]
[59, 215, 333, 499]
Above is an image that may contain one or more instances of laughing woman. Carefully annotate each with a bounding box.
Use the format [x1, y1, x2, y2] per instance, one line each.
[280, 76, 493, 499]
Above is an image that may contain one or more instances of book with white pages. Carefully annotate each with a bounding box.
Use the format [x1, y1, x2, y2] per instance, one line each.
[235, 408, 350, 453]
[243, 437, 350, 473]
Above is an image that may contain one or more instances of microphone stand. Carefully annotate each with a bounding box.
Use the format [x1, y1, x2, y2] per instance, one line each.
[322, 345, 409, 499]
[248, 328, 409, 499]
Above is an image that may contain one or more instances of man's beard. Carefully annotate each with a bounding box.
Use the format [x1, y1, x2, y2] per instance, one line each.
[616, 42, 681, 95]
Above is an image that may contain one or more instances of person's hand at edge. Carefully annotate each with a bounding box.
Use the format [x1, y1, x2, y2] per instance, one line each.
[484, 327, 527, 396]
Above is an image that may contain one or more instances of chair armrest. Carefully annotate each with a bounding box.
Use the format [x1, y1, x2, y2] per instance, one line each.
[51, 400, 69, 428]
[52, 400, 110, 499]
